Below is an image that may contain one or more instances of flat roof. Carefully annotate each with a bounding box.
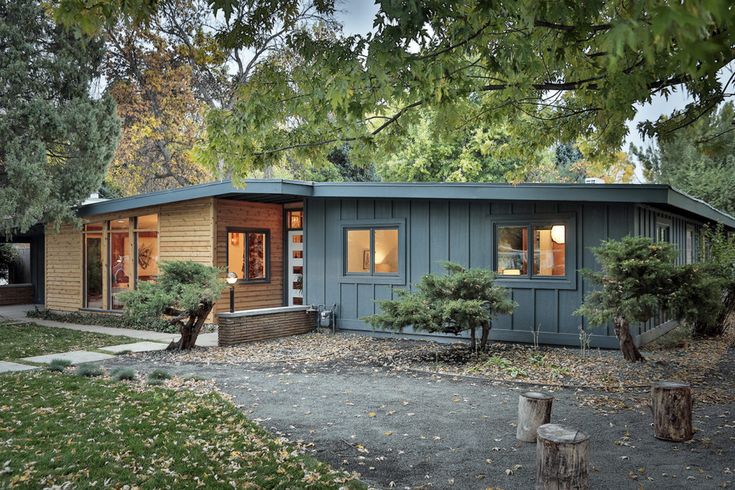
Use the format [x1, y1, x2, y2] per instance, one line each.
[77, 179, 735, 228]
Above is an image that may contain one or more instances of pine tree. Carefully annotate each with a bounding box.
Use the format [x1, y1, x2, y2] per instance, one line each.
[0, 0, 120, 236]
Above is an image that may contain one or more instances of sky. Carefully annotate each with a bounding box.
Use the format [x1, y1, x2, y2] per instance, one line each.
[333, 0, 722, 181]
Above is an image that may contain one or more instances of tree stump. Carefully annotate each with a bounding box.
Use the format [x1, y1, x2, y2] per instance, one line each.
[535, 424, 589, 490]
[651, 381, 693, 442]
[517, 391, 554, 442]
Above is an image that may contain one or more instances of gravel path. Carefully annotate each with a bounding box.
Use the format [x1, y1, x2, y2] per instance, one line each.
[103, 346, 735, 490]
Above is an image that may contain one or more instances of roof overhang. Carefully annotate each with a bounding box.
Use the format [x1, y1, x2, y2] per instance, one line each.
[76, 180, 735, 229]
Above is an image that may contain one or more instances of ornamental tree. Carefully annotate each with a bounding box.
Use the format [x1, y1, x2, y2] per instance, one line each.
[119, 261, 225, 350]
[575, 237, 679, 362]
[56, 0, 735, 179]
[0, 0, 120, 236]
[365, 262, 516, 351]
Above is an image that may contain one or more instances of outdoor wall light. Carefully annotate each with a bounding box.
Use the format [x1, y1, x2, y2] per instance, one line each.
[226, 272, 238, 312]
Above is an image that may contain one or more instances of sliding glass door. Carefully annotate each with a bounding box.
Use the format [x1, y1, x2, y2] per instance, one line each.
[83, 224, 104, 308]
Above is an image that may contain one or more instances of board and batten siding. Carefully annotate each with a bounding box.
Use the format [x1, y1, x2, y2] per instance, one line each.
[305, 198, 636, 348]
[45, 198, 216, 311]
[213, 199, 284, 316]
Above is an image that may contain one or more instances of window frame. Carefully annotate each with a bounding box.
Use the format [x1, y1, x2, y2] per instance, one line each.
[226, 227, 271, 283]
[82, 223, 105, 310]
[339, 219, 406, 285]
[655, 218, 672, 243]
[133, 215, 160, 284]
[491, 214, 576, 290]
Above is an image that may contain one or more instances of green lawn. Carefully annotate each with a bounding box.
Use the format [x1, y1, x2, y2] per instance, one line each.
[0, 322, 141, 361]
[0, 372, 362, 489]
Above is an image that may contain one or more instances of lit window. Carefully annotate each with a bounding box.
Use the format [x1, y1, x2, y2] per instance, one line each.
[533, 225, 566, 276]
[497, 226, 528, 276]
[227, 230, 268, 281]
[656, 223, 671, 243]
[495, 222, 568, 279]
[287, 210, 303, 230]
[345, 227, 399, 275]
[135, 214, 159, 282]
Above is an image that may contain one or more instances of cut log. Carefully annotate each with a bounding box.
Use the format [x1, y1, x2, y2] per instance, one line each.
[535, 424, 589, 490]
[651, 381, 693, 442]
[517, 391, 554, 442]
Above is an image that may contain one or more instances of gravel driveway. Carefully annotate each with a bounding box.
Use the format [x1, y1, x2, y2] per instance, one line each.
[103, 347, 735, 490]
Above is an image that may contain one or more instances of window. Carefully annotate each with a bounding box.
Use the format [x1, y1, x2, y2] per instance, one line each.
[495, 222, 567, 278]
[345, 227, 399, 275]
[83, 223, 104, 308]
[685, 225, 695, 264]
[656, 221, 671, 243]
[108, 218, 131, 310]
[135, 214, 159, 282]
[287, 210, 303, 230]
[227, 229, 269, 281]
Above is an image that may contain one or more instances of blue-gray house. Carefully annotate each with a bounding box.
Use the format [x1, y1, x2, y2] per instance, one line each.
[40, 180, 735, 349]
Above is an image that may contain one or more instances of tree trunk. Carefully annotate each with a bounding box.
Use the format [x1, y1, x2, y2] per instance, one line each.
[469, 326, 476, 352]
[535, 424, 590, 490]
[614, 316, 645, 362]
[517, 392, 554, 442]
[480, 320, 491, 351]
[166, 301, 213, 351]
[651, 381, 693, 442]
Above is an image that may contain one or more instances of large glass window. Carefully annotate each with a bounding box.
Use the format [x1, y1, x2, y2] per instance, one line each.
[345, 227, 399, 275]
[108, 219, 131, 309]
[83, 223, 104, 308]
[135, 214, 159, 282]
[496, 222, 567, 278]
[227, 229, 269, 281]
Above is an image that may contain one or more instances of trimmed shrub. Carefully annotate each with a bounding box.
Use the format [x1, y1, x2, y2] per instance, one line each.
[46, 359, 72, 372]
[76, 364, 103, 377]
[148, 369, 172, 381]
[110, 367, 136, 381]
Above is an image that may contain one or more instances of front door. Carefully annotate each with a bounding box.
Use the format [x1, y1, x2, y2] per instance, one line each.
[287, 230, 304, 305]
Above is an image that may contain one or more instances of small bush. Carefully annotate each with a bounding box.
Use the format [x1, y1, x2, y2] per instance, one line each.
[148, 369, 172, 381]
[47, 359, 72, 372]
[110, 367, 136, 381]
[76, 364, 103, 377]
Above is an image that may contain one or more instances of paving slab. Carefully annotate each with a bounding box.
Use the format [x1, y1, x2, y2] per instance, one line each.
[21, 350, 115, 365]
[0, 361, 38, 373]
[99, 341, 168, 354]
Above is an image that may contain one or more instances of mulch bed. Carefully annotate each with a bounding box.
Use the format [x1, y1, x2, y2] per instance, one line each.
[151, 326, 734, 402]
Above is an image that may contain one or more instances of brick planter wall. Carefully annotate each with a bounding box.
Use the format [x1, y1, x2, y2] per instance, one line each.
[0, 284, 33, 306]
[217, 306, 316, 346]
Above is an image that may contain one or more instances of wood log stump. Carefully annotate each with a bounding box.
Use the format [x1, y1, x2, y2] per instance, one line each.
[651, 381, 693, 442]
[517, 391, 554, 442]
[535, 424, 590, 490]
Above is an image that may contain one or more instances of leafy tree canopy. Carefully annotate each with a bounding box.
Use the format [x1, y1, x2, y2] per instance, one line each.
[57, 0, 735, 180]
[0, 0, 120, 236]
[634, 102, 735, 215]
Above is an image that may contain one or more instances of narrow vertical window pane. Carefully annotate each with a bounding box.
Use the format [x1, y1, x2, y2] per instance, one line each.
[247, 232, 267, 279]
[287, 210, 303, 230]
[534, 225, 566, 276]
[109, 219, 130, 310]
[228, 232, 245, 279]
[374, 228, 399, 273]
[135, 214, 159, 283]
[84, 233, 103, 308]
[497, 226, 528, 275]
[346, 229, 371, 273]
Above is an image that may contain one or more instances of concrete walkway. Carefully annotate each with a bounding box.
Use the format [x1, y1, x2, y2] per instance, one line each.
[0, 304, 218, 347]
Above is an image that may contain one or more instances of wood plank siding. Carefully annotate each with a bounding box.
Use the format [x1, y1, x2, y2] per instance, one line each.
[45, 199, 215, 312]
[45, 223, 83, 311]
[213, 199, 285, 315]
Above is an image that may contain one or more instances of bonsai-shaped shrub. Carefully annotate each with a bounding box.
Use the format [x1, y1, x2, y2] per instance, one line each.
[677, 225, 735, 337]
[365, 262, 516, 351]
[119, 261, 225, 350]
[576, 237, 678, 362]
